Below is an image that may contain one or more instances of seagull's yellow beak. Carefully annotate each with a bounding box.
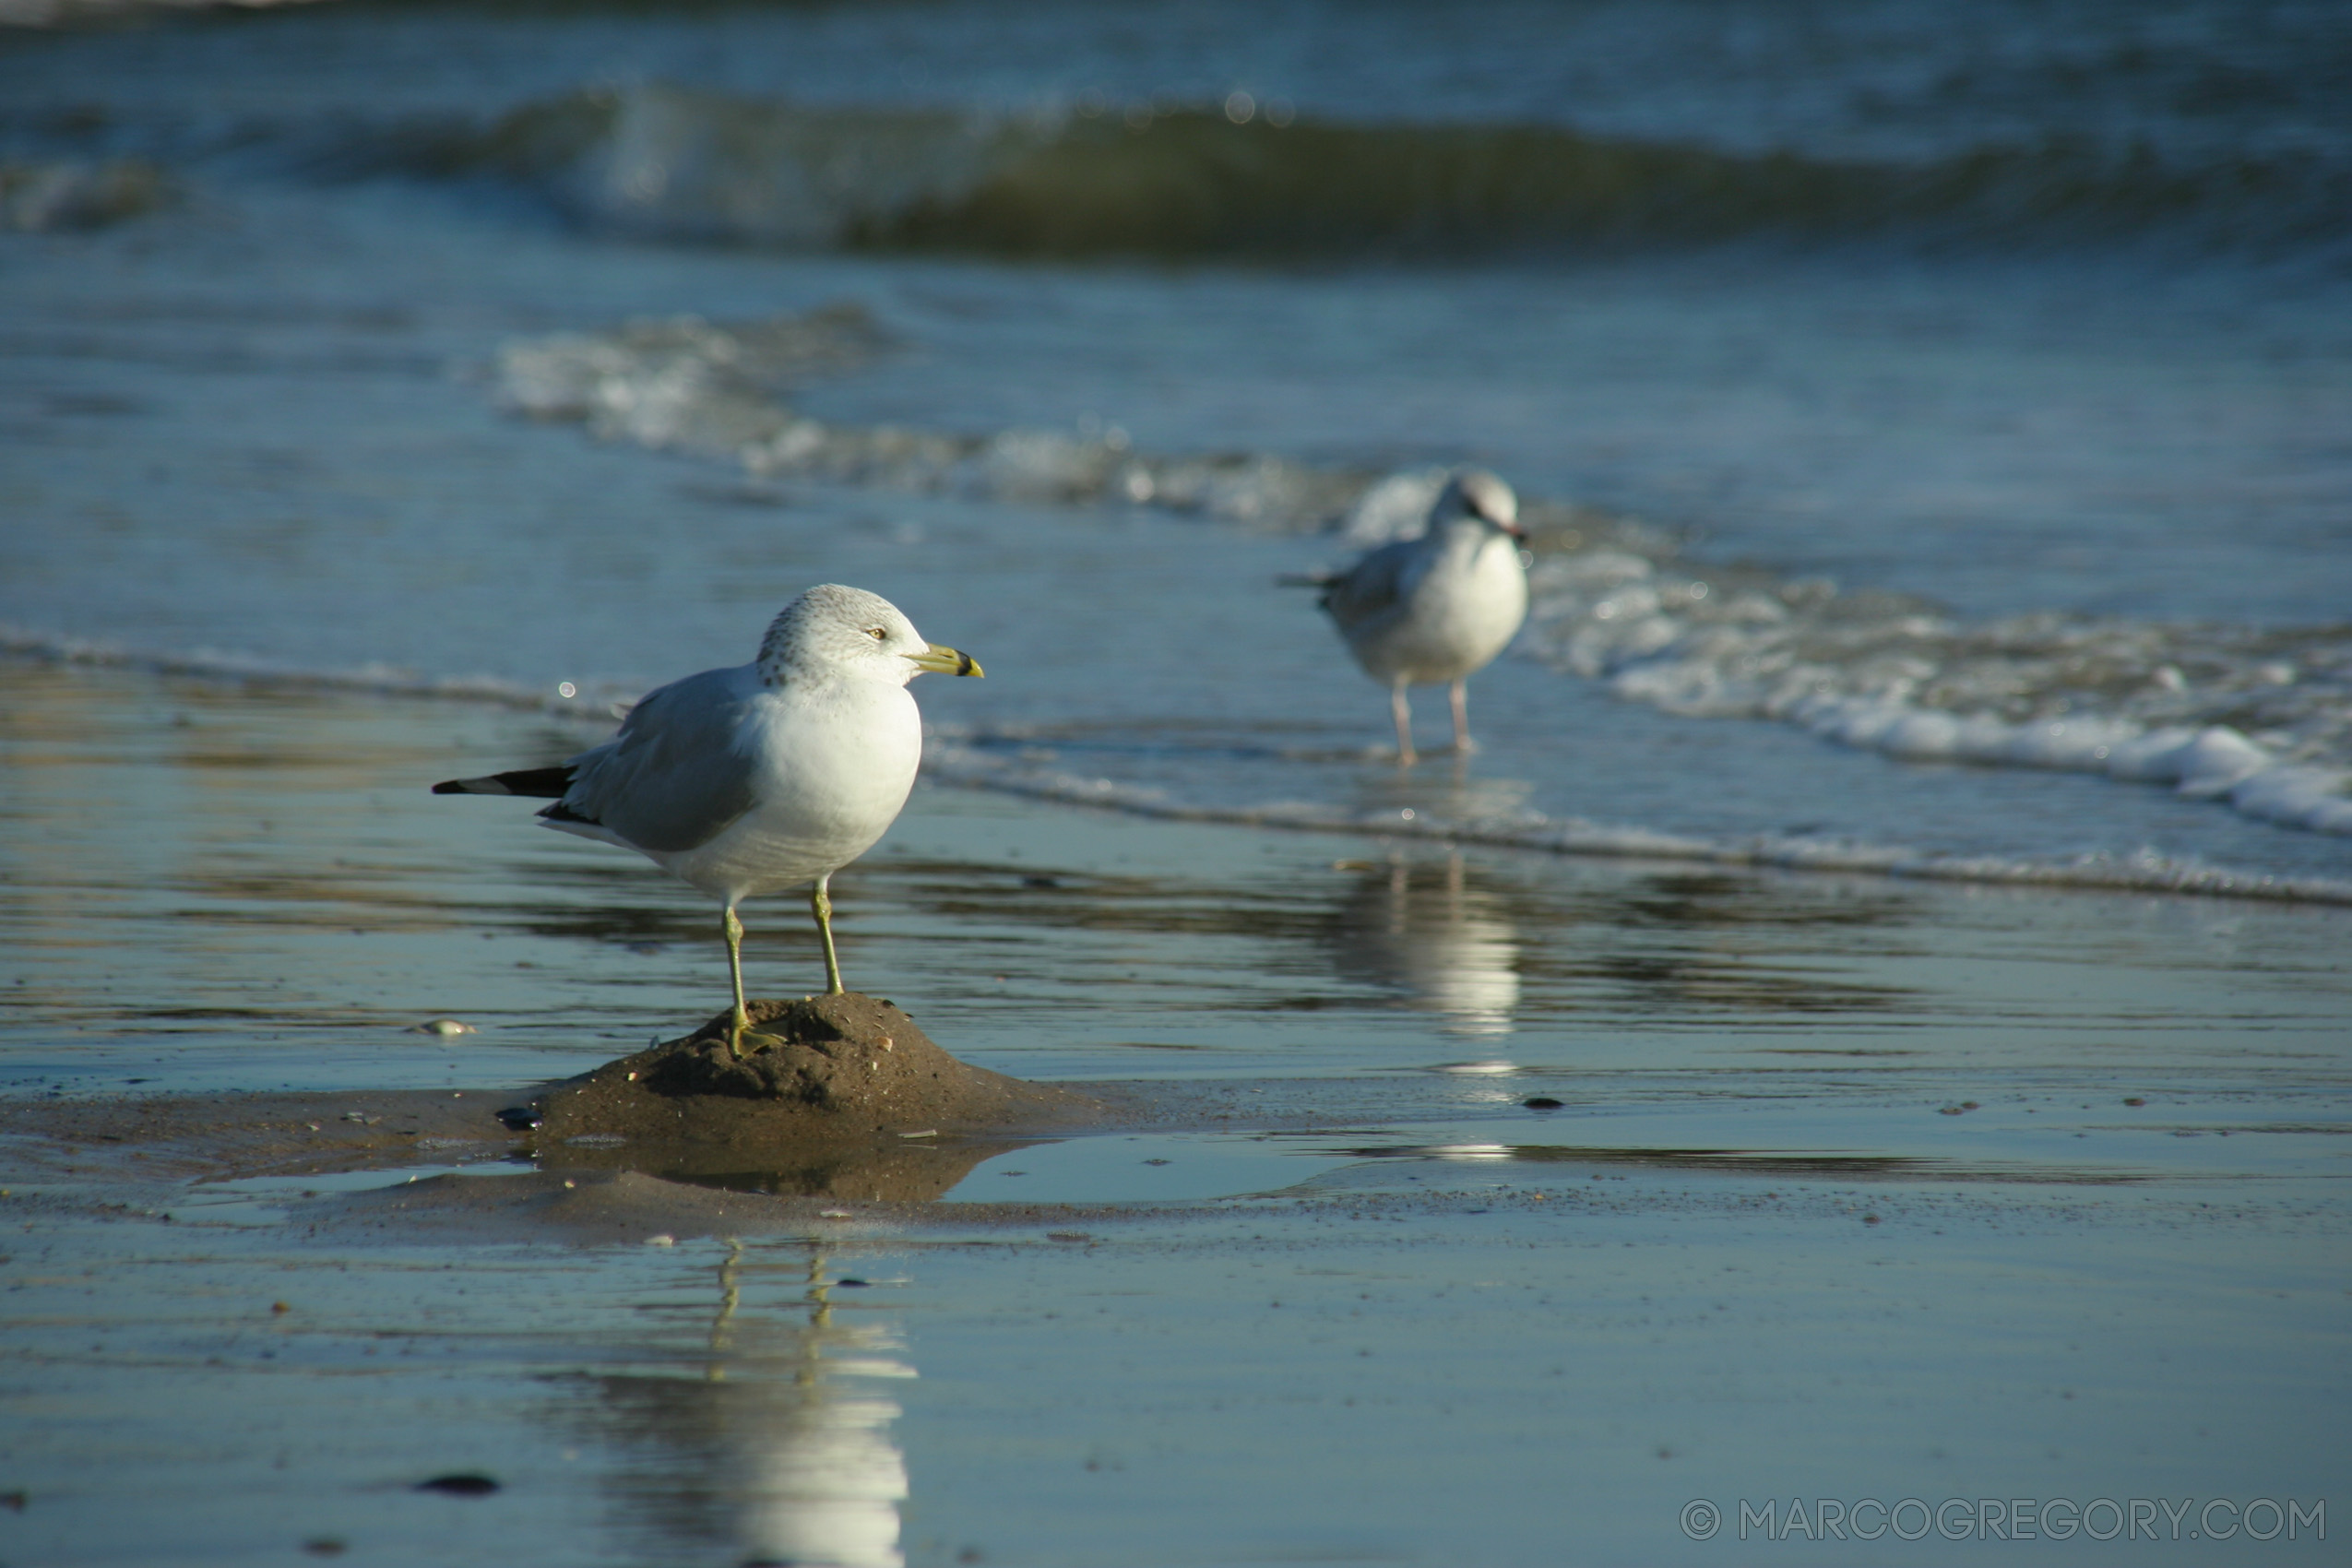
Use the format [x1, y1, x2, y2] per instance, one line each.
[905, 642, 983, 678]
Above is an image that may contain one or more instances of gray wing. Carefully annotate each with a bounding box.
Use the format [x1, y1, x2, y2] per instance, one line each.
[545, 666, 761, 853]
[1319, 537, 1430, 639]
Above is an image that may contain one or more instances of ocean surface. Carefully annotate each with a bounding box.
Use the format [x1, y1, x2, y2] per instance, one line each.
[3, 0, 2350, 898]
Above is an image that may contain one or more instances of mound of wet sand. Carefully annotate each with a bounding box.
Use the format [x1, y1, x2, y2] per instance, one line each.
[0, 994, 1110, 1207]
[535, 992, 1099, 1147]
[496, 993, 1107, 1200]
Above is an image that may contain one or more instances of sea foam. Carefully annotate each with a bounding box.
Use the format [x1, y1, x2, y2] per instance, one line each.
[484, 306, 2352, 843]
[8, 621, 2348, 907]
[920, 734, 2352, 907]
[1522, 548, 2352, 837]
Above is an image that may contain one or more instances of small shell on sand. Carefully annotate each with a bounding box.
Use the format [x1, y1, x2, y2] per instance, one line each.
[412, 1018, 478, 1037]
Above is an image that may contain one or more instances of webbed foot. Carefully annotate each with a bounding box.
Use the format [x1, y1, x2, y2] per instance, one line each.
[727, 1028, 785, 1058]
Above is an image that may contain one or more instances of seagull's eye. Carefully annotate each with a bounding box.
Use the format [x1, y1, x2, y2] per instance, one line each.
[866, 627, 887, 641]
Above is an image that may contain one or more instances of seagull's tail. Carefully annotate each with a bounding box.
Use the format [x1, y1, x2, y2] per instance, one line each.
[432, 766, 575, 798]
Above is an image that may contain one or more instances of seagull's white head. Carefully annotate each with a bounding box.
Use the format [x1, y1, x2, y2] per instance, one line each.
[1431, 469, 1525, 543]
[757, 583, 984, 688]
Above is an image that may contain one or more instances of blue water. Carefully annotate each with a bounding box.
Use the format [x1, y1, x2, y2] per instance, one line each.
[5, 0, 2349, 893]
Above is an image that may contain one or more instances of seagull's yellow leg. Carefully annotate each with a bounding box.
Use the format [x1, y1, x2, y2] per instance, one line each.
[811, 874, 846, 996]
[1391, 684, 1418, 767]
[722, 906, 753, 1056]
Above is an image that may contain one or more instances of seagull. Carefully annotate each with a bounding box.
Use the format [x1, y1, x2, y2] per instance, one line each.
[1299, 469, 1528, 765]
[434, 584, 981, 1053]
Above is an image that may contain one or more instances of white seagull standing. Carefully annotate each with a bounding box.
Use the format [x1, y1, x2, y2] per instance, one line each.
[434, 584, 981, 1052]
[1303, 469, 1528, 765]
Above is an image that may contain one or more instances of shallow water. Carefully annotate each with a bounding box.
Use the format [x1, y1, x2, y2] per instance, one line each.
[3, 667, 2348, 1563]
[6, 1106, 2348, 1566]
[10, 663, 2350, 1097]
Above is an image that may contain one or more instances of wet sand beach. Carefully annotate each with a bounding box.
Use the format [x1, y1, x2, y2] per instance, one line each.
[2, 663, 2346, 1565]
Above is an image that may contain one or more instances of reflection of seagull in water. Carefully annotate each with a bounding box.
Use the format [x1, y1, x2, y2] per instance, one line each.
[433, 584, 981, 1051]
[715, 1248, 912, 1568]
[1293, 469, 1527, 765]
[1331, 853, 1523, 1037]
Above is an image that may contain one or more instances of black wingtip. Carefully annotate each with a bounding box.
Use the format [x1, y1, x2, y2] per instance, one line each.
[433, 765, 576, 799]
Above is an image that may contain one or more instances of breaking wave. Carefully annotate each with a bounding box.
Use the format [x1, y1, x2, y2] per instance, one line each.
[921, 733, 2352, 909]
[1521, 551, 2352, 837]
[366, 82, 2352, 263]
[8, 620, 2349, 909]
[483, 305, 2352, 842]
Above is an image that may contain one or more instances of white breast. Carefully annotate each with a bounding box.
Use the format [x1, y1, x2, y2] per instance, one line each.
[654, 678, 923, 905]
[1348, 531, 1529, 685]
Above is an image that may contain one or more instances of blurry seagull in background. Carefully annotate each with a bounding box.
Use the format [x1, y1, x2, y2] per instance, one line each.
[433, 583, 981, 1054]
[1290, 469, 1529, 765]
